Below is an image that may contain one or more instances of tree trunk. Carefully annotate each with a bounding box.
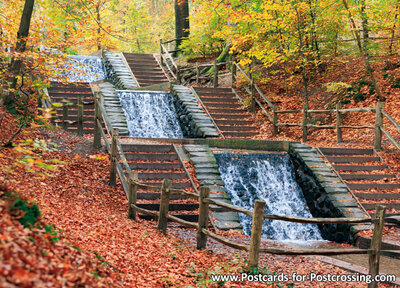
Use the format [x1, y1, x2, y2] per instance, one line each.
[174, 0, 189, 52]
[360, 0, 369, 50]
[389, 1, 399, 55]
[6, 0, 35, 106]
[96, 4, 101, 51]
[342, 0, 384, 101]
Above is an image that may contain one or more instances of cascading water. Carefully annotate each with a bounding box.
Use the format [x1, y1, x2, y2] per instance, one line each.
[117, 91, 184, 138]
[214, 153, 323, 242]
[56, 55, 106, 83]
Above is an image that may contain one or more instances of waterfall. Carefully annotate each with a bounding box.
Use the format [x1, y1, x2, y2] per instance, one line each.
[215, 153, 323, 242]
[117, 91, 184, 138]
[56, 55, 106, 83]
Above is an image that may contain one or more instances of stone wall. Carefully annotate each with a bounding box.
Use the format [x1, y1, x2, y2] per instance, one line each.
[171, 85, 219, 138]
[289, 143, 371, 244]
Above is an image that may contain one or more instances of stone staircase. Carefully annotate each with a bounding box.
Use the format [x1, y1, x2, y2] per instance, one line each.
[47, 82, 95, 134]
[319, 147, 400, 217]
[95, 81, 129, 136]
[103, 51, 138, 90]
[183, 144, 242, 230]
[122, 53, 169, 87]
[121, 143, 198, 223]
[193, 87, 260, 138]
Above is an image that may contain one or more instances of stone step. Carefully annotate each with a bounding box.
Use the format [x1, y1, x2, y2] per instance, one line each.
[139, 214, 198, 222]
[200, 97, 238, 103]
[125, 153, 179, 161]
[141, 182, 192, 189]
[137, 203, 199, 211]
[355, 193, 400, 200]
[138, 172, 187, 180]
[333, 164, 388, 171]
[326, 156, 381, 163]
[340, 174, 397, 181]
[194, 87, 233, 93]
[121, 144, 174, 153]
[136, 192, 188, 200]
[129, 162, 182, 170]
[222, 131, 259, 138]
[210, 114, 251, 120]
[319, 147, 375, 155]
[362, 203, 400, 210]
[348, 183, 400, 190]
[218, 125, 258, 132]
[202, 102, 243, 109]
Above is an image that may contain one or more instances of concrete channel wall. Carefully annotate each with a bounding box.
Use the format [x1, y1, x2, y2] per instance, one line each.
[170, 85, 219, 138]
[289, 143, 371, 244]
[182, 139, 370, 244]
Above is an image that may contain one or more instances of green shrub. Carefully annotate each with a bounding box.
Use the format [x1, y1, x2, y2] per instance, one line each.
[11, 198, 41, 228]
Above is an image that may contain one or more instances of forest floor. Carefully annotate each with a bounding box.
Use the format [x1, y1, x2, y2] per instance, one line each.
[0, 105, 397, 287]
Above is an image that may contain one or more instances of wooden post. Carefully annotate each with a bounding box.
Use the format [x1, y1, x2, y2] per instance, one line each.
[160, 39, 164, 67]
[273, 105, 278, 136]
[157, 178, 172, 233]
[62, 100, 68, 131]
[250, 80, 256, 113]
[231, 58, 236, 88]
[213, 60, 219, 88]
[196, 62, 200, 85]
[374, 101, 384, 151]
[302, 104, 308, 143]
[109, 128, 118, 186]
[78, 95, 83, 136]
[177, 66, 181, 84]
[93, 93, 101, 148]
[248, 200, 266, 268]
[128, 172, 138, 220]
[336, 102, 342, 143]
[197, 186, 210, 249]
[368, 205, 386, 288]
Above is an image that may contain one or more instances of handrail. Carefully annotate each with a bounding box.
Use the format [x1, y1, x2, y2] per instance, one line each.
[383, 110, 400, 135]
[190, 87, 225, 139]
[160, 44, 178, 72]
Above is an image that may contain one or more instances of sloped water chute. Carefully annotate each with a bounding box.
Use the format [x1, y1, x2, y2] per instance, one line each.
[215, 153, 323, 242]
[117, 91, 184, 138]
[56, 55, 106, 83]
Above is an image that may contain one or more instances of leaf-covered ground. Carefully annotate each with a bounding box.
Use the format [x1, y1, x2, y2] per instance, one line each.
[1, 106, 396, 287]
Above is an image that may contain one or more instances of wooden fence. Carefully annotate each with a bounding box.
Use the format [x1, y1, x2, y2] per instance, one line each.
[93, 91, 132, 194]
[127, 174, 400, 288]
[158, 40, 400, 151]
[39, 89, 86, 136]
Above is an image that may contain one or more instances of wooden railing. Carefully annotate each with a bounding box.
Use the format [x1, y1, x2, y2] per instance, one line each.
[160, 39, 181, 83]
[93, 91, 132, 195]
[127, 175, 399, 286]
[232, 61, 275, 121]
[39, 88, 85, 135]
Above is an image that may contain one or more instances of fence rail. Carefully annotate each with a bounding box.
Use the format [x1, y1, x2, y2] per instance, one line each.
[126, 174, 399, 287]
